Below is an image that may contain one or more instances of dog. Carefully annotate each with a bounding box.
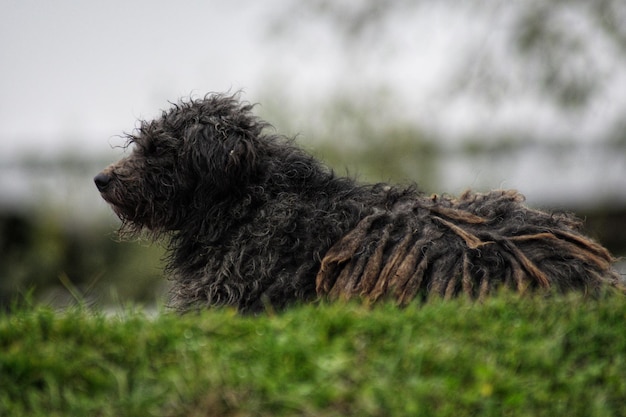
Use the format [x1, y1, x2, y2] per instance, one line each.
[95, 93, 623, 312]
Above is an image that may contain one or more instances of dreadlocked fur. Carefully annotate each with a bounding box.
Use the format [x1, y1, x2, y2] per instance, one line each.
[95, 93, 624, 313]
[316, 190, 621, 304]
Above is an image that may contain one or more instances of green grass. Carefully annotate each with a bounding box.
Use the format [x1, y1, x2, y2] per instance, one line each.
[1, 292, 626, 417]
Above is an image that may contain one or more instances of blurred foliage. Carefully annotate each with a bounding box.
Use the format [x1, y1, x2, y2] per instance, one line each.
[579, 206, 626, 255]
[274, 0, 626, 111]
[0, 210, 166, 310]
[310, 125, 438, 189]
[281, 94, 440, 189]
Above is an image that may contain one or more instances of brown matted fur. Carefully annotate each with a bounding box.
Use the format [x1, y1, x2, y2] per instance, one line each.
[316, 189, 621, 304]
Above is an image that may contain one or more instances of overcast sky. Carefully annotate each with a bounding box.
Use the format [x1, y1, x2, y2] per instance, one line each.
[3, 1, 624, 153]
[0, 1, 282, 156]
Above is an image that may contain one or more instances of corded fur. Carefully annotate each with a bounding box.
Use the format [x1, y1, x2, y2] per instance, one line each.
[95, 93, 624, 313]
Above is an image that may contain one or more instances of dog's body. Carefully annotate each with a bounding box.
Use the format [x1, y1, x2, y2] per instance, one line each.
[95, 94, 622, 312]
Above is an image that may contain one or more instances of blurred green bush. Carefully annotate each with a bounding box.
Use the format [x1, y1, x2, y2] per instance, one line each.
[0, 210, 166, 309]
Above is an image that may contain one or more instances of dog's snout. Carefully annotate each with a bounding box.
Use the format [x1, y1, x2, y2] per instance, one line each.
[94, 172, 113, 192]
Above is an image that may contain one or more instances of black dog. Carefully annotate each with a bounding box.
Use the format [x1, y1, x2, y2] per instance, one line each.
[95, 93, 622, 312]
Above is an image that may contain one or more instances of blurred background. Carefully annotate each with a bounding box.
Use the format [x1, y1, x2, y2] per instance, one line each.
[1, 0, 625, 309]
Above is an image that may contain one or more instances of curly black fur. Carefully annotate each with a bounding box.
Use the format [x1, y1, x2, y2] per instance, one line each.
[95, 93, 623, 313]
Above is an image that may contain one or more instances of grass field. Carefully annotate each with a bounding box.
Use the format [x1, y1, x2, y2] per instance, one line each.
[1, 292, 625, 417]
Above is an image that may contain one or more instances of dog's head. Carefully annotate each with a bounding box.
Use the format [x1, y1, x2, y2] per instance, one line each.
[94, 93, 266, 235]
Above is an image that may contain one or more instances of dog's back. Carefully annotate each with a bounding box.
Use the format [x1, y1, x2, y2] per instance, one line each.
[317, 189, 623, 303]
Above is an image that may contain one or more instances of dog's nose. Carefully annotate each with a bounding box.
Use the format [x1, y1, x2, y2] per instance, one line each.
[94, 172, 112, 191]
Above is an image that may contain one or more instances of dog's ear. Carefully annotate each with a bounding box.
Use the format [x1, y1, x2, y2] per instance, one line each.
[225, 134, 257, 177]
[183, 123, 259, 190]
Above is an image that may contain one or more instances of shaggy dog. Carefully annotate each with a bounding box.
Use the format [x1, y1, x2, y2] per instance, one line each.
[95, 93, 623, 312]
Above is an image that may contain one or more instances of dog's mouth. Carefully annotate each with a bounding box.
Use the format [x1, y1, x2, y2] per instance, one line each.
[95, 171, 136, 218]
[94, 172, 124, 208]
[94, 170, 165, 233]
